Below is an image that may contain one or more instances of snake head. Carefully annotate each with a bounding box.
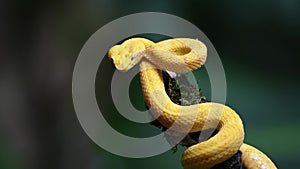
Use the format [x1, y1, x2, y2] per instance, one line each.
[108, 38, 152, 71]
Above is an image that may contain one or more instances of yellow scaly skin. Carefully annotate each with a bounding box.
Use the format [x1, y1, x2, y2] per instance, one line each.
[108, 38, 277, 169]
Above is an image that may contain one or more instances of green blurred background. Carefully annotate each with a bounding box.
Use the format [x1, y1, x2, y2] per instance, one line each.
[1, 0, 300, 169]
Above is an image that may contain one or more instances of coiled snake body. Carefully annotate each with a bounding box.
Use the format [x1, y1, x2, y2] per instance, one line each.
[108, 38, 277, 169]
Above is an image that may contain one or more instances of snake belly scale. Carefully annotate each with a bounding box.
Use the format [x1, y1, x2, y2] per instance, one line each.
[108, 38, 277, 169]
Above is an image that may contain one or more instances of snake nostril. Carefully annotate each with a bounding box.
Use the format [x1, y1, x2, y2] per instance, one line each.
[131, 56, 135, 60]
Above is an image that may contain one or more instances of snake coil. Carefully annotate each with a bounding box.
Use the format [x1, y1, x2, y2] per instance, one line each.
[108, 38, 277, 169]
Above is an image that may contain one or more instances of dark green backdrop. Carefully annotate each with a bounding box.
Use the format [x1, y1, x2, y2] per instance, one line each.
[0, 0, 299, 169]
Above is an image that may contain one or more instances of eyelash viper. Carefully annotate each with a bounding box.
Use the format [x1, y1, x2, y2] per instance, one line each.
[108, 37, 277, 169]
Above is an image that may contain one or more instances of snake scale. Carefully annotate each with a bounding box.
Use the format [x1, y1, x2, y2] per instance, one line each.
[108, 38, 277, 169]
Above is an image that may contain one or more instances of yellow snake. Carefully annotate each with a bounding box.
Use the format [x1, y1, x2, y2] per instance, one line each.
[108, 38, 277, 169]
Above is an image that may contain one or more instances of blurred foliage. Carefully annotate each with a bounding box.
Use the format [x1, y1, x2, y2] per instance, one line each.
[0, 141, 19, 169]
